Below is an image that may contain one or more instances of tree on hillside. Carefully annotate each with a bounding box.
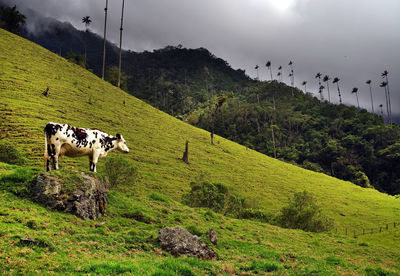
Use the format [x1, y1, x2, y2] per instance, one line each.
[323, 75, 331, 103]
[302, 81, 307, 93]
[102, 0, 108, 80]
[254, 65, 259, 80]
[366, 80, 374, 113]
[332, 77, 342, 104]
[81, 15, 91, 67]
[380, 81, 389, 124]
[266, 60, 273, 81]
[351, 87, 359, 109]
[117, 0, 125, 88]
[0, 5, 26, 34]
[381, 71, 392, 124]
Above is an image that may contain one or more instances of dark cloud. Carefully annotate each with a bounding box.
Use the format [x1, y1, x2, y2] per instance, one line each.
[8, 0, 400, 115]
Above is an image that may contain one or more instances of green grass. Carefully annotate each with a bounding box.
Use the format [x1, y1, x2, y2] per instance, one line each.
[0, 29, 400, 274]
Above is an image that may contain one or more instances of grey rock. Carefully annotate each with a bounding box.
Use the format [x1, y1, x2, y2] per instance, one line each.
[31, 172, 108, 220]
[207, 228, 217, 245]
[159, 226, 216, 260]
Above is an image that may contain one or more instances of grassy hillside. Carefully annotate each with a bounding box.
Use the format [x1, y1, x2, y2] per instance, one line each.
[1, 29, 400, 274]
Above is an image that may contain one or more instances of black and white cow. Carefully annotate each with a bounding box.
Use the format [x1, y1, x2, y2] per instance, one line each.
[44, 122, 129, 172]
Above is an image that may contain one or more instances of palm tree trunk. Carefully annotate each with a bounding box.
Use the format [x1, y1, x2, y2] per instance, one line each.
[271, 121, 277, 158]
[117, 0, 125, 88]
[84, 33, 87, 67]
[269, 68, 273, 81]
[368, 84, 374, 113]
[385, 76, 392, 124]
[355, 93, 360, 110]
[326, 82, 331, 103]
[384, 86, 389, 124]
[337, 83, 342, 104]
[102, 0, 108, 80]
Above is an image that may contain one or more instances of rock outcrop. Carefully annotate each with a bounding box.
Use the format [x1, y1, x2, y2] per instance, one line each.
[159, 226, 216, 260]
[31, 172, 108, 220]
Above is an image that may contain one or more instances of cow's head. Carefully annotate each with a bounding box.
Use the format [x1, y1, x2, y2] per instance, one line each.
[116, 133, 129, 153]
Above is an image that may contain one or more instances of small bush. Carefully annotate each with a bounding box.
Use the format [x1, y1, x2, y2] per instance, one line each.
[104, 156, 138, 187]
[0, 140, 26, 165]
[276, 190, 334, 232]
[182, 181, 246, 216]
[238, 208, 273, 223]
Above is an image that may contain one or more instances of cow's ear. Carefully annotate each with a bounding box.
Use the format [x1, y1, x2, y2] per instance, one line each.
[116, 133, 121, 139]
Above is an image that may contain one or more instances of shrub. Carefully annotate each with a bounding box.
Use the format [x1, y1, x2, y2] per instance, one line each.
[0, 140, 26, 165]
[104, 156, 137, 187]
[238, 208, 273, 223]
[182, 181, 246, 216]
[276, 190, 334, 232]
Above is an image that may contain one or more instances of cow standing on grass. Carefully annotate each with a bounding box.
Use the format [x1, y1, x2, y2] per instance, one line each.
[44, 122, 129, 172]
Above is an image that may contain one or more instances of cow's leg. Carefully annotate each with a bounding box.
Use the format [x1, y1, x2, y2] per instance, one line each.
[92, 151, 100, 173]
[52, 143, 61, 170]
[89, 155, 94, 172]
[46, 144, 52, 172]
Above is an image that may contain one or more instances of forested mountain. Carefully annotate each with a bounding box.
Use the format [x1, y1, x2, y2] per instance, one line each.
[4, 8, 400, 195]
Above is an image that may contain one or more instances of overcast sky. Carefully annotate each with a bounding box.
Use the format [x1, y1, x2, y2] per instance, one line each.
[9, 0, 400, 116]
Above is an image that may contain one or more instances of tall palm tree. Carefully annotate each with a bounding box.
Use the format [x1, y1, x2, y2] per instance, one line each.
[277, 71, 281, 81]
[102, 0, 108, 80]
[351, 87, 359, 109]
[366, 80, 374, 113]
[380, 81, 389, 124]
[381, 70, 392, 124]
[255, 65, 259, 80]
[117, 0, 125, 88]
[332, 77, 342, 103]
[82, 16, 91, 67]
[323, 75, 331, 103]
[302, 81, 307, 93]
[266, 60, 273, 81]
[319, 85, 325, 101]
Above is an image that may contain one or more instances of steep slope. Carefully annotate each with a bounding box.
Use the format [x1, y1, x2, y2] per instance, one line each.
[1, 29, 399, 230]
[15, 9, 400, 195]
[1, 28, 400, 275]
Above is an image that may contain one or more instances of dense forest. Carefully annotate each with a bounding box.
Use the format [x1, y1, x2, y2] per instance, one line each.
[2, 6, 400, 195]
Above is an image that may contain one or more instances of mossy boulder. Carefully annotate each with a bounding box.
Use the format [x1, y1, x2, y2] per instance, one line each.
[31, 171, 108, 220]
[159, 226, 216, 260]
